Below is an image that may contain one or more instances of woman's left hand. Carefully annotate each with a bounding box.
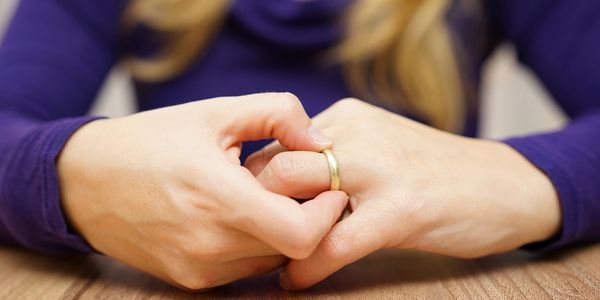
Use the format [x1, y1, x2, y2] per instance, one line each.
[245, 98, 561, 290]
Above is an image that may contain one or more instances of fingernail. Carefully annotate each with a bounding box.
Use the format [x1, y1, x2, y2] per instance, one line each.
[308, 125, 332, 147]
[279, 272, 292, 291]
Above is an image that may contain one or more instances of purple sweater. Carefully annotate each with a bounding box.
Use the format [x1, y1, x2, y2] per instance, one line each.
[0, 0, 599, 255]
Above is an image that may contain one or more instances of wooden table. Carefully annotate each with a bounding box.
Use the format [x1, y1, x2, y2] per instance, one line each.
[1, 243, 599, 299]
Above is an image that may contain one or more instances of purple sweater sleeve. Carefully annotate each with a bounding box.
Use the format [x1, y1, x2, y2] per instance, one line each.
[0, 0, 125, 254]
[489, 0, 600, 250]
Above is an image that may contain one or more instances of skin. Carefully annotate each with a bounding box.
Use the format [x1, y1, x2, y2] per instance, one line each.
[57, 93, 349, 290]
[245, 98, 562, 290]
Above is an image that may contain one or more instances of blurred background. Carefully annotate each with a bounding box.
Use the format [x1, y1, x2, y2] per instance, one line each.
[0, 0, 565, 139]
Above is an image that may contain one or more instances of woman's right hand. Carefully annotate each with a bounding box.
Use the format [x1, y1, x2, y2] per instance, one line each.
[57, 93, 348, 290]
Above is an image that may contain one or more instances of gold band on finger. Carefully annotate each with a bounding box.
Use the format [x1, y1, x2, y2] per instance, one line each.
[322, 149, 340, 191]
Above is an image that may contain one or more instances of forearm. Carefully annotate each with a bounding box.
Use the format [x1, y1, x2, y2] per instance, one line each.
[504, 111, 600, 250]
[0, 111, 100, 254]
[0, 0, 125, 253]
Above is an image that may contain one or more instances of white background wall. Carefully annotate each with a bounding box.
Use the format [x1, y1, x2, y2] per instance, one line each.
[0, 0, 565, 139]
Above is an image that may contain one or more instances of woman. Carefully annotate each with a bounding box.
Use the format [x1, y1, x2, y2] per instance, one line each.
[0, 0, 598, 291]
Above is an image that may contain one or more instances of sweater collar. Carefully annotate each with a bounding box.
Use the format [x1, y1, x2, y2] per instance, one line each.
[231, 0, 352, 50]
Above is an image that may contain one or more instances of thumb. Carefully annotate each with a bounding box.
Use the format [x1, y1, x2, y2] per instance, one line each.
[212, 92, 332, 152]
[279, 205, 387, 290]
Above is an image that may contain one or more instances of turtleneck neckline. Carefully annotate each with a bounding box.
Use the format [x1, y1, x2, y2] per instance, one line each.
[231, 0, 352, 50]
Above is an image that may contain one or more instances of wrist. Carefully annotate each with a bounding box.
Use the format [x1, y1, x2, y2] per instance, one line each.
[490, 141, 562, 245]
[57, 119, 108, 240]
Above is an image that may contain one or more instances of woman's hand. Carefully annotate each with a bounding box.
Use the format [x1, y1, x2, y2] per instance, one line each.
[57, 93, 348, 290]
[245, 98, 561, 290]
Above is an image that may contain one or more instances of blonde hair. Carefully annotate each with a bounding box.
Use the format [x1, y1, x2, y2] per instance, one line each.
[124, 0, 465, 131]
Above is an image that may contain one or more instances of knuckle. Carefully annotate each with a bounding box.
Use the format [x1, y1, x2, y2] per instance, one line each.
[164, 261, 212, 290]
[328, 98, 372, 123]
[339, 97, 363, 105]
[287, 236, 316, 259]
[175, 274, 215, 290]
[456, 252, 483, 260]
[285, 220, 321, 259]
[276, 92, 303, 116]
[266, 152, 300, 186]
[333, 98, 365, 112]
[167, 245, 229, 289]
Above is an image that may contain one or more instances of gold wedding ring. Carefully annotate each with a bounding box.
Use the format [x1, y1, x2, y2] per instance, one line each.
[322, 149, 340, 191]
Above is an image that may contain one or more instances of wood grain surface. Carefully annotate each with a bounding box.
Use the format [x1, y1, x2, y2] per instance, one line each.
[1, 243, 599, 299]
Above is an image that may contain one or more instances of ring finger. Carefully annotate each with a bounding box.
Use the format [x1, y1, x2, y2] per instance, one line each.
[252, 150, 331, 199]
